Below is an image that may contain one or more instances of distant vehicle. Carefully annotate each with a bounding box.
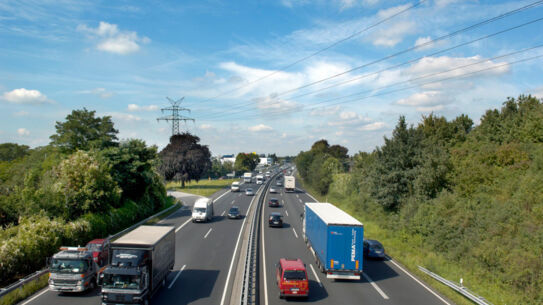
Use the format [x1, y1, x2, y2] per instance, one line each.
[85, 239, 110, 266]
[48, 246, 99, 292]
[276, 180, 282, 186]
[284, 176, 295, 192]
[243, 172, 252, 183]
[101, 225, 175, 305]
[268, 198, 280, 207]
[276, 258, 309, 298]
[303, 202, 363, 280]
[363, 239, 385, 259]
[231, 181, 240, 192]
[265, 172, 271, 178]
[228, 206, 242, 219]
[269, 187, 277, 193]
[245, 188, 254, 196]
[256, 175, 264, 185]
[269, 212, 283, 227]
[192, 198, 214, 222]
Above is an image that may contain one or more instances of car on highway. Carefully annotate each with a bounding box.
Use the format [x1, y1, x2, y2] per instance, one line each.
[269, 187, 278, 193]
[276, 180, 282, 186]
[268, 198, 280, 207]
[245, 188, 254, 196]
[268, 212, 283, 227]
[85, 238, 110, 266]
[231, 181, 240, 192]
[228, 206, 242, 219]
[363, 239, 385, 259]
[276, 258, 309, 298]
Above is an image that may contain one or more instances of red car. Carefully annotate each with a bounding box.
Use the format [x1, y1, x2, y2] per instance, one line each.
[85, 239, 110, 266]
[276, 258, 309, 298]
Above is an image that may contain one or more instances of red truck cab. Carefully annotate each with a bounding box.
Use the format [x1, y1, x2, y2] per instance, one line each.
[275, 258, 309, 298]
[85, 239, 110, 267]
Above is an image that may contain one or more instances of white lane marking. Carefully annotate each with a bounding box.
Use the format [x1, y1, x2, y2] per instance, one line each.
[309, 264, 323, 287]
[282, 199, 285, 205]
[176, 217, 192, 233]
[219, 192, 257, 305]
[214, 189, 231, 203]
[239, 193, 241, 197]
[298, 198, 302, 203]
[261, 191, 269, 305]
[168, 265, 186, 289]
[221, 210, 226, 216]
[296, 194, 299, 198]
[363, 273, 389, 300]
[20, 287, 49, 305]
[231, 200, 235, 204]
[285, 210, 288, 216]
[292, 228, 299, 238]
[388, 258, 451, 305]
[204, 228, 213, 239]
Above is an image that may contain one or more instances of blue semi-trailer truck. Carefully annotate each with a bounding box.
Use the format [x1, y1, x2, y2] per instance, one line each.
[303, 202, 364, 280]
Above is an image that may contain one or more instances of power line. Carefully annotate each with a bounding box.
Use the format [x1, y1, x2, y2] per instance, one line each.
[199, 0, 543, 118]
[199, 13, 543, 119]
[192, 0, 427, 105]
[201, 45, 543, 122]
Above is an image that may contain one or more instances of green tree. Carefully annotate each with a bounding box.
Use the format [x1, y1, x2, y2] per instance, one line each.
[0, 143, 30, 161]
[50, 108, 118, 153]
[54, 151, 121, 219]
[158, 133, 211, 187]
[234, 153, 259, 173]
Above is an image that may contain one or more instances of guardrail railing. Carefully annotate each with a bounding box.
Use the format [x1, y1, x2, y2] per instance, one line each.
[0, 200, 181, 300]
[418, 266, 494, 305]
[240, 175, 273, 305]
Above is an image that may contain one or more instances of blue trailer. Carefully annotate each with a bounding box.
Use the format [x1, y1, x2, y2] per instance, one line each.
[303, 202, 364, 280]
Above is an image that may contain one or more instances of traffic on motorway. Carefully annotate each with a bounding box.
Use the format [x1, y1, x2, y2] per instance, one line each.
[18, 165, 452, 305]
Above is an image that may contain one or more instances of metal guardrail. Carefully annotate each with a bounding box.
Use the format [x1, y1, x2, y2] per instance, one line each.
[240, 175, 273, 305]
[0, 201, 181, 300]
[418, 266, 494, 305]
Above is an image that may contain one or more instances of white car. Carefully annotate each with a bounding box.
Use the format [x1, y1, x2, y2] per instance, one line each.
[245, 188, 254, 196]
[269, 187, 277, 193]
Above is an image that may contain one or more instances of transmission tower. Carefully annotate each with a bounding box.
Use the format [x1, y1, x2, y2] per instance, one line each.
[157, 97, 194, 135]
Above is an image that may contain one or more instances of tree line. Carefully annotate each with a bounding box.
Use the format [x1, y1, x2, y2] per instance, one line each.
[295, 95, 543, 304]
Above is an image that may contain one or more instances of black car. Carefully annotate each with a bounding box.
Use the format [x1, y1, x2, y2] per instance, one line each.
[228, 206, 241, 219]
[268, 198, 280, 207]
[363, 239, 385, 259]
[269, 212, 283, 227]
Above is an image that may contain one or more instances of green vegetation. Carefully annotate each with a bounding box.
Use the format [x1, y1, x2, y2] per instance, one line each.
[0, 109, 170, 286]
[0, 272, 49, 305]
[295, 95, 543, 305]
[166, 178, 236, 197]
[234, 152, 260, 173]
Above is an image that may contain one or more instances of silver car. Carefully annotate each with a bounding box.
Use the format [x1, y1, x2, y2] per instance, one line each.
[245, 188, 254, 196]
[269, 187, 277, 193]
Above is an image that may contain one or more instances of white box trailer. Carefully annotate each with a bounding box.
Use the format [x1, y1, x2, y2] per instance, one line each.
[284, 176, 295, 192]
[243, 172, 252, 183]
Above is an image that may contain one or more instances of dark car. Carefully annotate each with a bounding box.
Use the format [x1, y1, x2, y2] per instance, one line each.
[363, 239, 385, 259]
[228, 206, 242, 219]
[85, 238, 110, 266]
[268, 198, 280, 207]
[276, 181, 282, 186]
[269, 212, 283, 227]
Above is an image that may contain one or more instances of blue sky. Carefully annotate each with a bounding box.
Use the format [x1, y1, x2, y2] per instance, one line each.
[1, 0, 542, 156]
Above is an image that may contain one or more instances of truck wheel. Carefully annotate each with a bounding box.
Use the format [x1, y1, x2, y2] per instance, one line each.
[143, 299, 149, 305]
[89, 280, 96, 291]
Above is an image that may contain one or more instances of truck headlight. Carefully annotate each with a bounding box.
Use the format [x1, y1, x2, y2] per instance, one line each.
[77, 280, 83, 286]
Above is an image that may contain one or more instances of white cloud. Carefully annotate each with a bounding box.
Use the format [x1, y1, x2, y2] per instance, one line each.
[372, 20, 416, 47]
[248, 124, 273, 132]
[108, 112, 142, 122]
[200, 124, 214, 130]
[127, 104, 159, 112]
[17, 128, 30, 136]
[2, 88, 52, 104]
[533, 86, 543, 99]
[414, 36, 433, 50]
[396, 91, 453, 112]
[77, 21, 150, 55]
[359, 122, 386, 131]
[406, 55, 510, 80]
[328, 111, 371, 127]
[79, 87, 114, 99]
[252, 95, 300, 113]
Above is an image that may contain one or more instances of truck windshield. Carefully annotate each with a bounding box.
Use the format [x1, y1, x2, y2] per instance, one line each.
[50, 259, 89, 273]
[86, 243, 102, 251]
[102, 274, 141, 289]
[194, 208, 206, 213]
[283, 270, 306, 280]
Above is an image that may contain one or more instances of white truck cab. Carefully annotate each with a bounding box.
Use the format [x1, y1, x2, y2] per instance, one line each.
[192, 198, 214, 222]
[231, 181, 240, 192]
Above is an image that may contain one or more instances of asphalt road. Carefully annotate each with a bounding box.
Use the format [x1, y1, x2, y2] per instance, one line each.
[259, 177, 455, 305]
[20, 182, 262, 305]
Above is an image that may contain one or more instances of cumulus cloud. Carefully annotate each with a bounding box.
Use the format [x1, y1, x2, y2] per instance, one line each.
[127, 104, 159, 112]
[328, 111, 371, 127]
[372, 20, 416, 47]
[17, 128, 30, 135]
[108, 112, 142, 122]
[252, 95, 300, 113]
[248, 124, 273, 132]
[359, 122, 386, 131]
[77, 21, 150, 55]
[200, 124, 214, 130]
[406, 55, 510, 81]
[396, 91, 453, 112]
[2, 88, 52, 104]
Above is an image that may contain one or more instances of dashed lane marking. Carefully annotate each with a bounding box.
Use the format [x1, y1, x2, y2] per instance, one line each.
[363, 272, 390, 300]
[168, 265, 186, 289]
[204, 228, 213, 239]
[309, 264, 323, 287]
[292, 228, 299, 238]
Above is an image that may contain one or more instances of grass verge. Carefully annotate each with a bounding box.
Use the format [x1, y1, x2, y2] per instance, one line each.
[166, 178, 237, 197]
[296, 176, 479, 305]
[0, 273, 48, 305]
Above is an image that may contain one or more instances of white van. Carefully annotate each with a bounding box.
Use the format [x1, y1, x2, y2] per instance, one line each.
[231, 181, 240, 192]
[192, 198, 214, 222]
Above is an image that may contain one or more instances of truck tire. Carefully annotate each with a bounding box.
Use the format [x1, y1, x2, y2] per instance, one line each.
[89, 280, 96, 291]
[143, 299, 149, 305]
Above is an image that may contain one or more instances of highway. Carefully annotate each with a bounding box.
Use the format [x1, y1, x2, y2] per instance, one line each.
[259, 176, 454, 305]
[20, 183, 262, 305]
